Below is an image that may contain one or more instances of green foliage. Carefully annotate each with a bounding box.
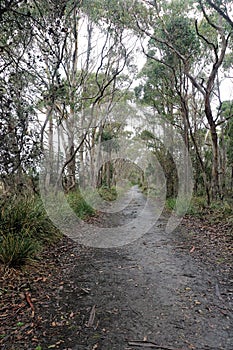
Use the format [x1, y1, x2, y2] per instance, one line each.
[221, 101, 233, 165]
[140, 130, 155, 141]
[186, 196, 207, 215]
[208, 200, 233, 223]
[166, 195, 233, 227]
[175, 198, 190, 216]
[0, 196, 59, 244]
[163, 16, 199, 59]
[166, 196, 206, 216]
[0, 191, 95, 267]
[0, 195, 61, 267]
[223, 52, 233, 70]
[166, 197, 177, 211]
[149, 2, 200, 65]
[135, 59, 180, 126]
[0, 233, 40, 268]
[67, 191, 95, 219]
[82, 0, 144, 29]
[98, 186, 117, 201]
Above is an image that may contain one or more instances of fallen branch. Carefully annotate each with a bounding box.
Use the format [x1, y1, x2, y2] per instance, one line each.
[25, 292, 34, 310]
[215, 283, 223, 300]
[128, 340, 182, 350]
[86, 305, 96, 327]
[25, 292, 35, 317]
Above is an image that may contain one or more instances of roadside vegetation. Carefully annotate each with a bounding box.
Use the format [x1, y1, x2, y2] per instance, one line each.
[0, 1, 232, 349]
[0, 195, 56, 267]
[166, 195, 233, 224]
[0, 0, 232, 292]
[0, 191, 94, 268]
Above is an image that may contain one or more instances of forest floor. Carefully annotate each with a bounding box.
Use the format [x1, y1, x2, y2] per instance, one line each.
[0, 187, 233, 350]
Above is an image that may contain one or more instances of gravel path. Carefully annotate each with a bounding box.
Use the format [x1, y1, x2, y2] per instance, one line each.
[57, 187, 233, 350]
[1, 187, 232, 350]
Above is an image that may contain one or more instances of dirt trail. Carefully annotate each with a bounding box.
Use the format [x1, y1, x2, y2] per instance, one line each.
[1, 187, 232, 350]
[56, 187, 233, 350]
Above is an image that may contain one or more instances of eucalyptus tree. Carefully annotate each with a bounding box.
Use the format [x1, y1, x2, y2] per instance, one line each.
[134, 0, 211, 202]
[202, 0, 233, 28]
[190, 0, 232, 199]
[220, 100, 233, 192]
[0, 0, 43, 192]
[32, 0, 138, 193]
[132, 0, 232, 201]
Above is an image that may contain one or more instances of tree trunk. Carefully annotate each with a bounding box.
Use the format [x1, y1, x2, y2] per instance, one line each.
[206, 101, 220, 200]
[45, 114, 54, 189]
[219, 125, 226, 199]
[181, 95, 211, 204]
[231, 166, 233, 192]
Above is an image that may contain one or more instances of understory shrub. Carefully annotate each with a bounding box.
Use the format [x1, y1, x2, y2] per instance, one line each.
[0, 195, 60, 243]
[0, 233, 40, 267]
[207, 200, 233, 224]
[66, 191, 95, 218]
[0, 191, 95, 267]
[166, 196, 233, 231]
[0, 195, 60, 267]
[97, 186, 117, 201]
[166, 196, 206, 216]
[166, 197, 177, 211]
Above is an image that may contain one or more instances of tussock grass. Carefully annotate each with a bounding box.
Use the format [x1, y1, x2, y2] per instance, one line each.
[66, 191, 95, 218]
[0, 233, 40, 267]
[0, 195, 60, 267]
[0, 190, 97, 267]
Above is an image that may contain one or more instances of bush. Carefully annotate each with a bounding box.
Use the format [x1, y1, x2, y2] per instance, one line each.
[66, 191, 95, 219]
[166, 196, 233, 225]
[0, 191, 96, 268]
[186, 196, 207, 215]
[97, 186, 117, 201]
[207, 200, 233, 224]
[166, 197, 176, 211]
[0, 196, 60, 244]
[0, 194, 61, 267]
[0, 233, 40, 267]
[166, 196, 201, 216]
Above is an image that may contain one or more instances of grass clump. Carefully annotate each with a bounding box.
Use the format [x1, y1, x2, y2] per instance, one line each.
[207, 200, 233, 224]
[0, 196, 60, 244]
[66, 190, 95, 219]
[0, 190, 95, 268]
[97, 186, 117, 201]
[166, 196, 206, 216]
[166, 195, 233, 226]
[0, 195, 60, 268]
[0, 233, 40, 268]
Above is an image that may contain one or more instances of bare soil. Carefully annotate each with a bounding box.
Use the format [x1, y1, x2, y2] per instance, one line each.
[0, 188, 232, 350]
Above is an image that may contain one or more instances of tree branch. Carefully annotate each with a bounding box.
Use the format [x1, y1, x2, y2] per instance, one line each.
[205, 0, 233, 29]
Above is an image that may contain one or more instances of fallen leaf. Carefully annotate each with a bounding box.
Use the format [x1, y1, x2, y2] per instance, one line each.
[190, 246, 195, 253]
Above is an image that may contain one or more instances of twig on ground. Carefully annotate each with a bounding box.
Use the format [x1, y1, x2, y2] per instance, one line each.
[25, 292, 35, 317]
[128, 340, 182, 350]
[86, 305, 96, 327]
